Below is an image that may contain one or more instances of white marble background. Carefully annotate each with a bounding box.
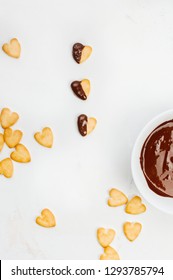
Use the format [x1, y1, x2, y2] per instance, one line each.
[0, 0, 173, 259]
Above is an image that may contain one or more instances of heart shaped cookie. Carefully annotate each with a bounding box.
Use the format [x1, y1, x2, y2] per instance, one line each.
[78, 114, 97, 136]
[100, 246, 120, 260]
[123, 222, 142, 242]
[10, 144, 31, 163]
[0, 158, 13, 178]
[0, 133, 4, 152]
[2, 38, 21, 58]
[1, 108, 19, 129]
[125, 196, 146, 214]
[97, 228, 115, 248]
[73, 43, 92, 64]
[34, 127, 53, 148]
[108, 188, 128, 207]
[71, 79, 90, 100]
[36, 208, 56, 228]
[4, 128, 23, 148]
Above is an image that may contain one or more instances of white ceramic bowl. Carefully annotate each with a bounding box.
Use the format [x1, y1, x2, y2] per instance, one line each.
[131, 110, 173, 214]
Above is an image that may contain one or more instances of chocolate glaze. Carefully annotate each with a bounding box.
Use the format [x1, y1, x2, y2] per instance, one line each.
[78, 114, 88, 136]
[71, 81, 87, 100]
[140, 119, 173, 197]
[73, 43, 84, 64]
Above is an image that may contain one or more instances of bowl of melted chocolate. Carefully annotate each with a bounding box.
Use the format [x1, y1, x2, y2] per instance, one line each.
[131, 110, 173, 214]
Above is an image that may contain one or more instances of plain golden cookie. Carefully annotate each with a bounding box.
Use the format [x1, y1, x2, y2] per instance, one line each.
[108, 188, 128, 207]
[100, 246, 120, 260]
[0, 133, 4, 152]
[10, 143, 31, 163]
[2, 38, 21, 58]
[36, 208, 56, 228]
[125, 196, 146, 215]
[123, 222, 142, 242]
[4, 128, 23, 148]
[97, 228, 115, 248]
[0, 158, 13, 178]
[1, 108, 19, 129]
[34, 127, 53, 148]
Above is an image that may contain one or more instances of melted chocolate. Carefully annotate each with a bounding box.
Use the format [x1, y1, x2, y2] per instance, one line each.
[72, 43, 84, 64]
[78, 114, 88, 136]
[71, 81, 87, 100]
[140, 120, 173, 197]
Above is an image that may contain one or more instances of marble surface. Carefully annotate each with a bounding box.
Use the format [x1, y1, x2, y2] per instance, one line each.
[0, 0, 173, 260]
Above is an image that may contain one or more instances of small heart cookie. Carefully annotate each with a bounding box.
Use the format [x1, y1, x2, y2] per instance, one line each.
[123, 222, 142, 242]
[10, 144, 31, 163]
[71, 79, 90, 100]
[78, 114, 97, 136]
[125, 196, 146, 215]
[0, 158, 13, 178]
[97, 228, 115, 248]
[34, 127, 53, 148]
[0, 133, 4, 152]
[4, 128, 23, 148]
[2, 38, 21, 58]
[108, 188, 128, 207]
[73, 43, 92, 64]
[1, 108, 19, 129]
[36, 208, 56, 228]
[100, 246, 120, 260]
